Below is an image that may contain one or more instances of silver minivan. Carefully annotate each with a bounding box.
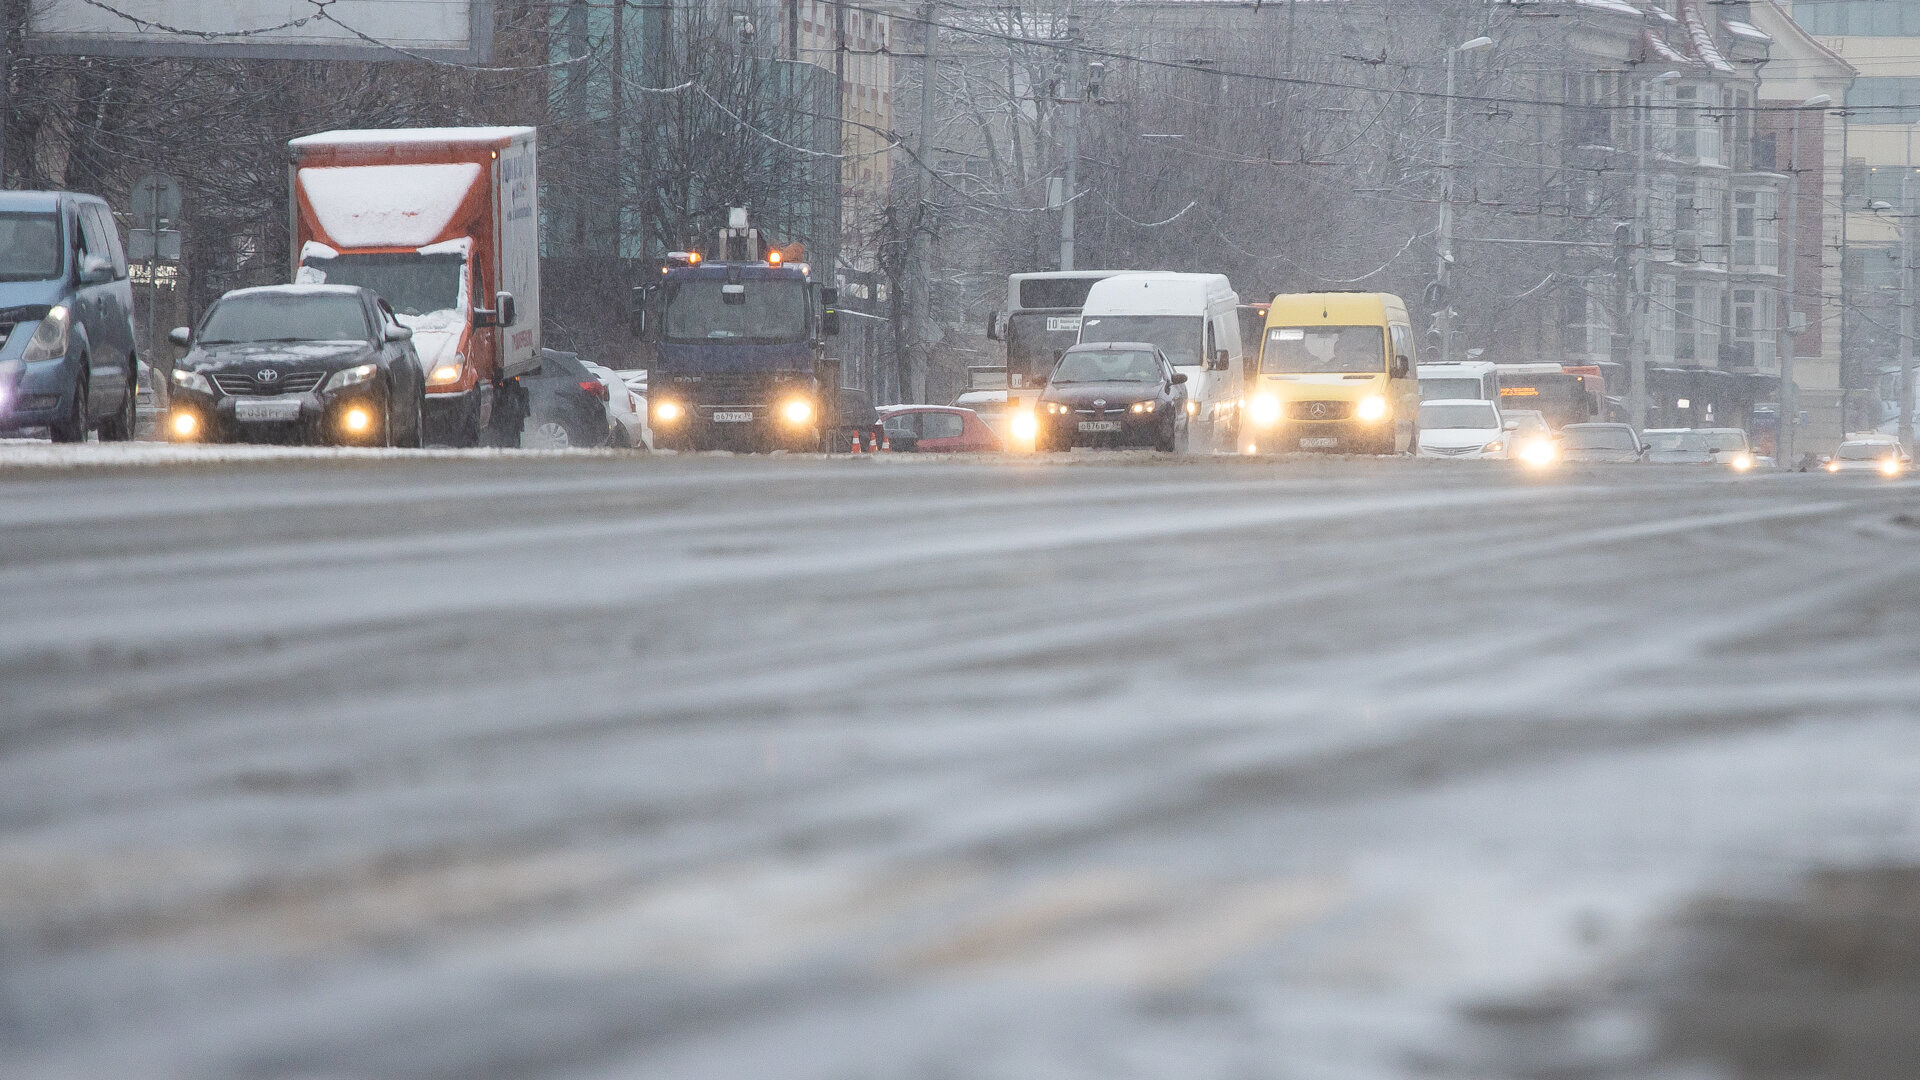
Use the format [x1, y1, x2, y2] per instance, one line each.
[0, 191, 141, 441]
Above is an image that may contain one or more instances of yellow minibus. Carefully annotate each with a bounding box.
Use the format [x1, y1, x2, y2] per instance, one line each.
[1243, 292, 1422, 454]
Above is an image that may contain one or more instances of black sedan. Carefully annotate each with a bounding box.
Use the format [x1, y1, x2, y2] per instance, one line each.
[166, 285, 425, 446]
[1033, 341, 1188, 451]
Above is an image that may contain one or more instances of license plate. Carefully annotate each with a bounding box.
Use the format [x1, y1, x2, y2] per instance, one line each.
[711, 411, 753, 423]
[1078, 420, 1123, 433]
[1299, 437, 1340, 448]
[235, 398, 302, 422]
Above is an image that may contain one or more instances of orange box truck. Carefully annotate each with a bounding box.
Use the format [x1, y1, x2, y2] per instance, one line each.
[289, 127, 539, 446]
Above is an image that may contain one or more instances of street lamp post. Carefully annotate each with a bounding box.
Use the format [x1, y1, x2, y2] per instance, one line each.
[1436, 36, 1493, 364]
[1776, 93, 1830, 467]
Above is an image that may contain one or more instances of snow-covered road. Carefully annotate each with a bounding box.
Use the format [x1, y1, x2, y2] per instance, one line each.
[3, 451, 1918, 1079]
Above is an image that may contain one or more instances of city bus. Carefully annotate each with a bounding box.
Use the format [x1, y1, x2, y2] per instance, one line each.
[987, 270, 1129, 446]
[1495, 363, 1604, 429]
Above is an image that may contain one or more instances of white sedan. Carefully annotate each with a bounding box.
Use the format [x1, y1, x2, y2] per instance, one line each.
[1417, 399, 1515, 460]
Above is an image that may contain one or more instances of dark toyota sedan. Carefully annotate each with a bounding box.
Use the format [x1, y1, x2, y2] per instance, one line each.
[1034, 341, 1188, 451]
[166, 285, 426, 446]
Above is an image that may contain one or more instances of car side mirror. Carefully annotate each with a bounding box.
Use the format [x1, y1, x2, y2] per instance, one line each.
[1392, 355, 1411, 379]
[1502, 419, 1519, 431]
[385, 325, 413, 343]
[78, 254, 113, 284]
[168, 326, 191, 348]
[631, 286, 648, 337]
[1641, 444, 1653, 454]
[1171, 372, 1188, 385]
[987, 312, 1005, 341]
[822, 309, 841, 336]
[1032, 374, 1048, 388]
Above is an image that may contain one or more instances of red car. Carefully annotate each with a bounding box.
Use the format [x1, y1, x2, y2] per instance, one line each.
[877, 405, 1004, 452]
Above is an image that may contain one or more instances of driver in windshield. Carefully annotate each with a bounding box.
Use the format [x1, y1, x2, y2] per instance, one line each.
[1056, 350, 1159, 383]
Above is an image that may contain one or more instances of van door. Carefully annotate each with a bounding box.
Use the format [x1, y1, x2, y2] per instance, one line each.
[71, 203, 126, 413]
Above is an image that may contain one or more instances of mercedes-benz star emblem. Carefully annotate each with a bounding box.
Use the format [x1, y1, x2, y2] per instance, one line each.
[1309, 402, 1327, 419]
[255, 369, 281, 384]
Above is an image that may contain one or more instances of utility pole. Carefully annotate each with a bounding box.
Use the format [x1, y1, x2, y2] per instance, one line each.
[1059, 3, 1080, 272]
[1902, 173, 1915, 453]
[1630, 71, 1680, 430]
[1436, 37, 1492, 365]
[908, 0, 938, 403]
[1777, 95, 1829, 467]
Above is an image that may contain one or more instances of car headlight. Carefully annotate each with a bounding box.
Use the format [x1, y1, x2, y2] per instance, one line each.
[1881, 457, 1903, 477]
[324, 363, 379, 392]
[1826, 459, 1841, 473]
[1731, 453, 1753, 471]
[654, 400, 684, 423]
[1249, 393, 1281, 426]
[20, 306, 70, 364]
[1130, 401, 1156, 414]
[1042, 402, 1069, 415]
[1010, 410, 1037, 440]
[1186, 400, 1199, 416]
[170, 367, 213, 395]
[427, 356, 465, 386]
[1518, 439, 1556, 467]
[1357, 395, 1388, 422]
[1483, 440, 1504, 454]
[781, 397, 814, 425]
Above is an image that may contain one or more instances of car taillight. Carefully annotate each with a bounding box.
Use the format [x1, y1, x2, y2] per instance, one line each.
[579, 380, 609, 401]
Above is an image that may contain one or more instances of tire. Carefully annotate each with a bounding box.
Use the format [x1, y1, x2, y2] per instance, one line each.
[98, 361, 136, 442]
[1155, 417, 1177, 453]
[50, 370, 88, 443]
[399, 391, 425, 448]
[1176, 416, 1191, 453]
[534, 420, 571, 448]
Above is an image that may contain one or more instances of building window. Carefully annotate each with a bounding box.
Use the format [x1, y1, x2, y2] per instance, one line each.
[1652, 174, 1677, 257]
[1730, 288, 1775, 370]
[1675, 86, 1698, 161]
[1795, 2, 1920, 37]
[1674, 284, 1719, 364]
[1733, 189, 1779, 271]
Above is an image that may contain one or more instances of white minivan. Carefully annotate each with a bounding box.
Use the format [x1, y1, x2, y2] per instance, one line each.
[1077, 273, 1243, 452]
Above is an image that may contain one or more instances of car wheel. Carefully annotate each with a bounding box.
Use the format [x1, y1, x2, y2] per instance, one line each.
[50, 370, 88, 443]
[98, 361, 137, 442]
[1155, 417, 1177, 453]
[401, 390, 425, 448]
[534, 420, 571, 448]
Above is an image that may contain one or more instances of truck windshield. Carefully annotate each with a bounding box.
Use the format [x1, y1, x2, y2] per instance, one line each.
[0, 212, 62, 281]
[1078, 315, 1203, 367]
[1261, 326, 1384, 374]
[300, 252, 465, 319]
[199, 294, 371, 344]
[664, 280, 808, 343]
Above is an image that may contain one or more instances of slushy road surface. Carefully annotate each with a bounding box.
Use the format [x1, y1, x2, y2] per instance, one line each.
[4, 451, 1918, 1079]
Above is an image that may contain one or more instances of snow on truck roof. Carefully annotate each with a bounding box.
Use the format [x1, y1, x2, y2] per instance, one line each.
[291, 127, 534, 148]
[298, 162, 482, 249]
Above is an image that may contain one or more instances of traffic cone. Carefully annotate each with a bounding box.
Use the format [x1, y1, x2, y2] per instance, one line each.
[850, 431, 863, 454]
[880, 430, 891, 452]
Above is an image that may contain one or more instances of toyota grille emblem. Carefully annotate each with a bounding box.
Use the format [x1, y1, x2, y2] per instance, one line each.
[1093, 398, 1106, 408]
[255, 368, 281, 384]
[1309, 402, 1328, 419]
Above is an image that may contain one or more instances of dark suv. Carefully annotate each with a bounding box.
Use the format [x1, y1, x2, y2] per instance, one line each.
[0, 191, 141, 441]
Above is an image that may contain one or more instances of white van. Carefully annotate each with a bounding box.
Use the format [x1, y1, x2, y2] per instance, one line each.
[1417, 360, 1499, 402]
[1077, 273, 1243, 452]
